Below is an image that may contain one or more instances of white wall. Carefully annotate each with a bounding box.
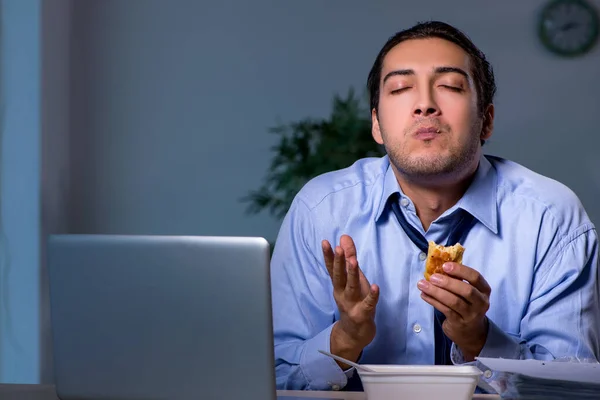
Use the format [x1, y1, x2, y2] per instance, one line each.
[68, 0, 600, 241]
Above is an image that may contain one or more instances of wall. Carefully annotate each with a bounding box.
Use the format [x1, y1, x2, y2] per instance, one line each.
[0, 0, 42, 383]
[68, 0, 600, 241]
[40, 0, 71, 384]
[0, 0, 71, 383]
[1, 0, 599, 384]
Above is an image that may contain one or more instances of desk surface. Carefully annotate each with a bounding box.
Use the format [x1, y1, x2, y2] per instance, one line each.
[0, 385, 500, 400]
[279, 391, 499, 399]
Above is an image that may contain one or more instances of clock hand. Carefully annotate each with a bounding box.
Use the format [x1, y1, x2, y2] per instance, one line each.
[560, 21, 580, 32]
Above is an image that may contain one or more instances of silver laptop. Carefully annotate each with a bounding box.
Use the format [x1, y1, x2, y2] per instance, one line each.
[47, 234, 276, 400]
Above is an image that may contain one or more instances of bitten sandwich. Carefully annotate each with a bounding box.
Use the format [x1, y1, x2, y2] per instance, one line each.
[424, 241, 465, 280]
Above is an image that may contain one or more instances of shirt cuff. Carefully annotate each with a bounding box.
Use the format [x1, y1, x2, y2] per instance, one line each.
[450, 319, 521, 395]
[301, 323, 350, 390]
[450, 318, 521, 362]
[479, 318, 522, 359]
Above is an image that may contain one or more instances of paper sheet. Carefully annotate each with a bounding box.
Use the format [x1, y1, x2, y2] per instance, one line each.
[476, 357, 600, 384]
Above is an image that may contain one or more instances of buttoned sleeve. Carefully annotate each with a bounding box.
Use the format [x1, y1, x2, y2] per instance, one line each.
[271, 197, 350, 390]
[451, 225, 600, 394]
[520, 225, 599, 360]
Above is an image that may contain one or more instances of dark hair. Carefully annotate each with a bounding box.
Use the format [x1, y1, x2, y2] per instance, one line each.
[367, 21, 496, 116]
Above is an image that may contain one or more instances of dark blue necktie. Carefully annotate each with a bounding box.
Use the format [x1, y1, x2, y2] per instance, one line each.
[389, 193, 476, 365]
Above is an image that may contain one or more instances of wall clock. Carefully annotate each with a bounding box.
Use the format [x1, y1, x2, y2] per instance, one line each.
[538, 0, 599, 57]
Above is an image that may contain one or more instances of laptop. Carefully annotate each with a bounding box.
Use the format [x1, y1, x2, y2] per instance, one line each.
[47, 234, 276, 400]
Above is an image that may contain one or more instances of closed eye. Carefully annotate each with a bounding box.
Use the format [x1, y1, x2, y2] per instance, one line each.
[391, 87, 411, 94]
[440, 85, 463, 92]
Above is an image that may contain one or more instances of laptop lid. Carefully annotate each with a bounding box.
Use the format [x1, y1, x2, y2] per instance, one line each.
[47, 234, 276, 400]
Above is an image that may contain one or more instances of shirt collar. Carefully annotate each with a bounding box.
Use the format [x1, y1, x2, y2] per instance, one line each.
[456, 155, 498, 234]
[374, 154, 498, 234]
[374, 156, 403, 221]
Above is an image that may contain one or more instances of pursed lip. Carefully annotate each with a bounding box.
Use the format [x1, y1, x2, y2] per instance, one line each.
[414, 126, 441, 140]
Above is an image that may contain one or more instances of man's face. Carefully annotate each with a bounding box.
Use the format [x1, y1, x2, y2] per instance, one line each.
[372, 38, 493, 181]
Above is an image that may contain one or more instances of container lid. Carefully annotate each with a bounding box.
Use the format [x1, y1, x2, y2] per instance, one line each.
[358, 365, 482, 377]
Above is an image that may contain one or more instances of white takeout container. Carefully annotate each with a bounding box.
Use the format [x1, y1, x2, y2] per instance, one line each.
[357, 365, 481, 400]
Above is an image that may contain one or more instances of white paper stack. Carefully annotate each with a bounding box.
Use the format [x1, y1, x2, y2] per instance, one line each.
[477, 357, 600, 399]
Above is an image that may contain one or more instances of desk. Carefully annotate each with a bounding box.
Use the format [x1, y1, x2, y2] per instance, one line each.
[0, 385, 500, 399]
[278, 391, 498, 399]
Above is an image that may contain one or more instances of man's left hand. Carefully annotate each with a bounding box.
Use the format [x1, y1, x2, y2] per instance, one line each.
[417, 262, 491, 361]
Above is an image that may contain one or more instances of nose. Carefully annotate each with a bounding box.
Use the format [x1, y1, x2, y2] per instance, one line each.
[413, 89, 440, 117]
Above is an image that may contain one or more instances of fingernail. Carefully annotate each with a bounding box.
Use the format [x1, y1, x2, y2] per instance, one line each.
[429, 274, 443, 284]
[442, 263, 453, 272]
[417, 280, 429, 290]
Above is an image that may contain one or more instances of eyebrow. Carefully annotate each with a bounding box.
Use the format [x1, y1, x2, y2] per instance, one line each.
[382, 66, 470, 84]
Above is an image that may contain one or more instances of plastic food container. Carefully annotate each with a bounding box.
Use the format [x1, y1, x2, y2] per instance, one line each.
[357, 365, 482, 400]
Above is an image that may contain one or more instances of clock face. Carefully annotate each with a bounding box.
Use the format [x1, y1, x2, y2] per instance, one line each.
[539, 0, 599, 56]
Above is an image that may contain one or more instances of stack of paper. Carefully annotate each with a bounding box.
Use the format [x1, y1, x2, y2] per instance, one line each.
[503, 374, 600, 399]
[477, 357, 600, 399]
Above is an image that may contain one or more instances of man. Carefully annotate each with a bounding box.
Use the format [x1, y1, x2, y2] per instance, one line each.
[270, 21, 600, 392]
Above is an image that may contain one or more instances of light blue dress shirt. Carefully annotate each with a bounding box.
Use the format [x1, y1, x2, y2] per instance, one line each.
[270, 154, 600, 391]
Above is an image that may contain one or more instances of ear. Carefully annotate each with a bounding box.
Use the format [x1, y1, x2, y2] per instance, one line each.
[481, 104, 494, 141]
[372, 108, 384, 145]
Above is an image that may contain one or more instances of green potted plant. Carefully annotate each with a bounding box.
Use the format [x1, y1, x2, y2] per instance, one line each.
[243, 88, 385, 220]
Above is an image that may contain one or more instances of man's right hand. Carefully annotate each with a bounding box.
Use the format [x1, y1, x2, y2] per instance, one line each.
[321, 234, 380, 370]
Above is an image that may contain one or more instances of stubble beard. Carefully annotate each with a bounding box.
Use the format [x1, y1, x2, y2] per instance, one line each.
[382, 120, 482, 182]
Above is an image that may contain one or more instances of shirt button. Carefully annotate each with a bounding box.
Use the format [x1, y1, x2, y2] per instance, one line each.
[331, 384, 341, 391]
[419, 252, 426, 261]
[400, 198, 409, 207]
[413, 323, 422, 333]
[483, 370, 492, 379]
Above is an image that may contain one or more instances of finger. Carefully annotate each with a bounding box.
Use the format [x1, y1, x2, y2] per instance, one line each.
[339, 235, 357, 264]
[429, 273, 488, 309]
[332, 246, 347, 291]
[418, 280, 469, 319]
[357, 264, 372, 293]
[362, 284, 380, 311]
[339, 234, 372, 292]
[442, 263, 491, 295]
[345, 258, 362, 300]
[321, 240, 334, 278]
[420, 292, 461, 322]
